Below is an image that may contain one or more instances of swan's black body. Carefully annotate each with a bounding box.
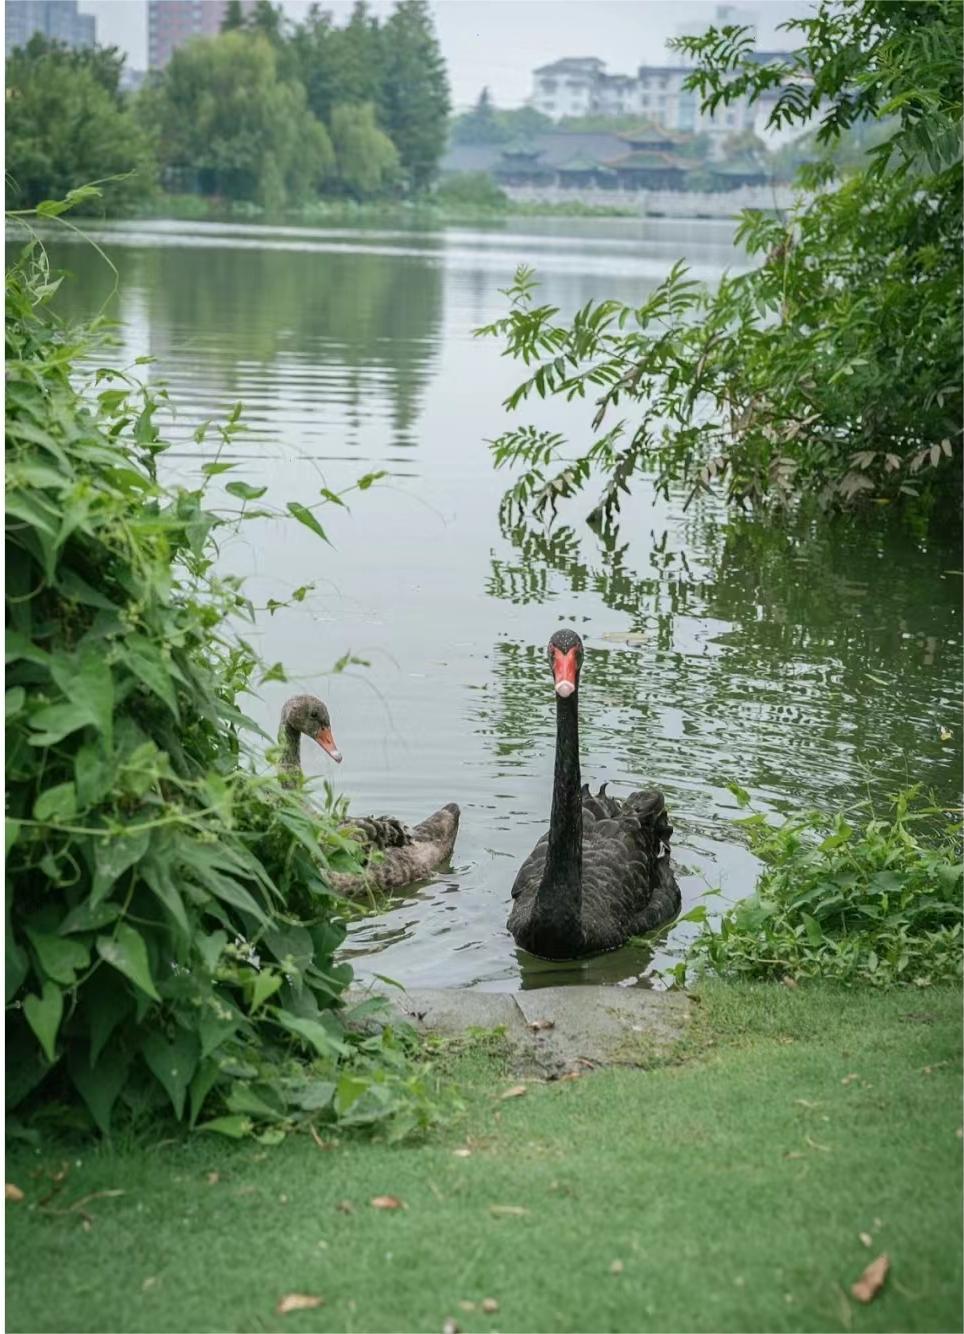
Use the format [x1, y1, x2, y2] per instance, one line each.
[278, 695, 459, 897]
[507, 631, 680, 959]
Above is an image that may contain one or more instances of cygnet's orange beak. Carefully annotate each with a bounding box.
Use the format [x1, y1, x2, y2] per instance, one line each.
[315, 726, 342, 763]
[552, 647, 579, 699]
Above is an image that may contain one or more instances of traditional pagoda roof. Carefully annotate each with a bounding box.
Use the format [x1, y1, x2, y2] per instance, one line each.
[500, 138, 544, 161]
[617, 121, 688, 148]
[605, 148, 689, 172]
[556, 152, 614, 173]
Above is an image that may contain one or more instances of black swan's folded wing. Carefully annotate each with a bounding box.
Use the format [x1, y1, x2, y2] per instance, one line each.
[580, 786, 680, 946]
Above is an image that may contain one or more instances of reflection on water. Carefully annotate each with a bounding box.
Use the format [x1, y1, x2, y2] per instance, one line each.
[27, 216, 962, 991]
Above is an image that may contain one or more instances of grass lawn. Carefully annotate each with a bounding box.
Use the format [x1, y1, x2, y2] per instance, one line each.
[6, 982, 962, 1334]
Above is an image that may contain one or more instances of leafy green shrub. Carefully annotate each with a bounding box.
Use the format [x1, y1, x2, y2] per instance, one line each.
[5, 203, 445, 1141]
[679, 788, 962, 988]
[434, 172, 509, 211]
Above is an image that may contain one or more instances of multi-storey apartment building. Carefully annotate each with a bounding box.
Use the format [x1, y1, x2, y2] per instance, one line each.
[531, 56, 757, 142]
[147, 0, 257, 69]
[5, 0, 95, 57]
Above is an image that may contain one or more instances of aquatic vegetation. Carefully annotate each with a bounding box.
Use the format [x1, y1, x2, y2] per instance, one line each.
[677, 787, 962, 987]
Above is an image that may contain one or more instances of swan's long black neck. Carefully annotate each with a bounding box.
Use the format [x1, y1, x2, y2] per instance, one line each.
[278, 722, 302, 783]
[533, 690, 584, 949]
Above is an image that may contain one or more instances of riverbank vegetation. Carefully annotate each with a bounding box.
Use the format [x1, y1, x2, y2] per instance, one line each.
[482, 0, 963, 518]
[5, 200, 449, 1142]
[7, 981, 961, 1332]
[678, 788, 962, 989]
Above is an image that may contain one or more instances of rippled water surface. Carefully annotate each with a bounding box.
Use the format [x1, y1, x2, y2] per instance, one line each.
[34, 216, 962, 990]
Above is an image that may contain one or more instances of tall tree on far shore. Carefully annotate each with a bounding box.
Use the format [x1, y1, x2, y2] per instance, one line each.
[220, 0, 245, 31]
[378, 0, 449, 191]
[6, 35, 155, 211]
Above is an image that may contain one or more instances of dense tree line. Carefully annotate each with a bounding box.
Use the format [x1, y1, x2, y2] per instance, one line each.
[4, 0, 450, 212]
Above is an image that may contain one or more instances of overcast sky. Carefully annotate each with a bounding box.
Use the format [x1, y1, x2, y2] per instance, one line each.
[78, 0, 804, 107]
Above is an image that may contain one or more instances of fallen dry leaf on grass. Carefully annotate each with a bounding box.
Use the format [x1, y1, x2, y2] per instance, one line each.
[488, 1204, 529, 1217]
[458, 1301, 476, 1313]
[529, 1019, 554, 1032]
[610, 1260, 624, 1275]
[5, 1184, 24, 1203]
[500, 1085, 527, 1100]
[956, 1126, 963, 1139]
[783, 1151, 804, 1160]
[442, 1319, 461, 1334]
[371, 1195, 405, 1210]
[206, 1172, 220, 1186]
[335, 1199, 355, 1214]
[276, 1293, 325, 1314]
[142, 1277, 159, 1292]
[859, 1232, 873, 1248]
[452, 1148, 472, 1158]
[481, 1298, 499, 1314]
[782, 975, 799, 989]
[841, 1073, 859, 1086]
[850, 1254, 890, 1303]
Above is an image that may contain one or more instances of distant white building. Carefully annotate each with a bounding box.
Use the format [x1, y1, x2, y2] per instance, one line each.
[531, 57, 756, 146]
[530, 42, 805, 151]
[530, 57, 608, 120]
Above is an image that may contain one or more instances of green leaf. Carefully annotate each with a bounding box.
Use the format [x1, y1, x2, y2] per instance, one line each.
[23, 982, 63, 1062]
[84, 968, 134, 1065]
[141, 1030, 199, 1121]
[141, 852, 190, 937]
[334, 1072, 369, 1115]
[6, 687, 25, 718]
[27, 701, 94, 747]
[287, 502, 331, 545]
[6, 905, 29, 1002]
[33, 782, 77, 823]
[248, 969, 283, 1013]
[275, 1011, 348, 1059]
[198, 1006, 241, 1060]
[197, 930, 227, 973]
[226, 480, 268, 501]
[198, 1115, 253, 1138]
[25, 928, 89, 985]
[68, 1043, 131, 1136]
[122, 637, 179, 719]
[97, 924, 160, 1001]
[92, 830, 151, 906]
[59, 901, 120, 935]
[801, 912, 824, 946]
[188, 1059, 222, 1128]
[5, 819, 21, 859]
[51, 649, 113, 746]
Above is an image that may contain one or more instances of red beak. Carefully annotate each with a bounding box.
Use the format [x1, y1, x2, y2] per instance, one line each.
[552, 647, 579, 698]
[315, 726, 342, 763]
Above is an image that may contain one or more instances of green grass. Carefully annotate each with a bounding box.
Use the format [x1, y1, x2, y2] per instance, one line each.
[6, 983, 962, 1333]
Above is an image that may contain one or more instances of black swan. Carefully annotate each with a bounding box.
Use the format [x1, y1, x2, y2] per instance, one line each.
[507, 630, 681, 959]
[278, 694, 460, 897]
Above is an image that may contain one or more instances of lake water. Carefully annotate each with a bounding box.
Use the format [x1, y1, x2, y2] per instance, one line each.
[30, 215, 962, 991]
